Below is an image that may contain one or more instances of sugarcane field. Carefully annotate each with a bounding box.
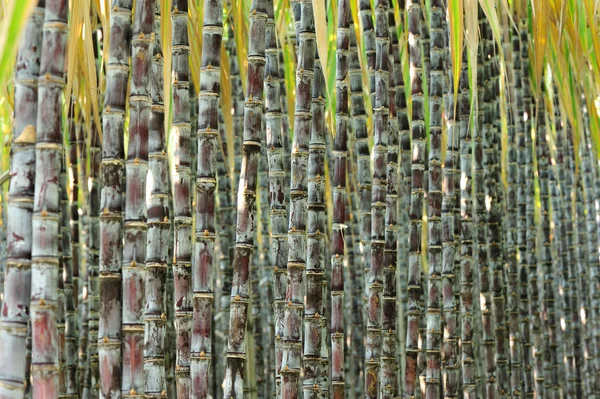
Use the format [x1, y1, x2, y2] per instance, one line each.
[1, 0, 600, 397]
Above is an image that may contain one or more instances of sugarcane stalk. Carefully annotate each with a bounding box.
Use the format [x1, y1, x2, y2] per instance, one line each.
[404, 0, 426, 395]
[536, 93, 559, 399]
[29, 0, 69, 395]
[441, 4, 459, 397]
[561, 126, 584, 397]
[548, 93, 574, 396]
[229, 25, 244, 193]
[348, 21, 368, 399]
[190, 0, 223, 396]
[279, 1, 315, 397]
[264, 3, 288, 396]
[170, 2, 193, 396]
[575, 179, 593, 397]
[365, 0, 390, 396]
[424, 0, 443, 396]
[98, 0, 132, 395]
[359, 0, 376, 106]
[458, 44, 476, 398]
[328, 1, 350, 397]
[299, 44, 327, 399]
[358, 0, 375, 305]
[397, 10, 411, 391]
[381, 2, 399, 397]
[506, 26, 523, 398]
[256, 126, 271, 398]
[57, 149, 67, 397]
[223, 0, 267, 395]
[581, 113, 600, 398]
[0, 3, 44, 397]
[488, 29, 508, 397]
[143, 1, 169, 396]
[120, 2, 154, 396]
[476, 15, 496, 398]
[513, 21, 533, 397]
[66, 101, 80, 398]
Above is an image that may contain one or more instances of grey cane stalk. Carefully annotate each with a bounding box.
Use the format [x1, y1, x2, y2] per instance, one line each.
[329, 0, 350, 397]
[476, 16, 496, 398]
[358, 0, 375, 302]
[223, 0, 267, 395]
[29, 0, 69, 395]
[536, 93, 560, 399]
[506, 26, 523, 398]
[581, 114, 600, 398]
[548, 93, 575, 396]
[0, 3, 44, 397]
[365, 0, 390, 396]
[302, 46, 328, 399]
[264, 2, 288, 396]
[171, 1, 193, 396]
[120, 2, 154, 396]
[348, 21, 369, 399]
[425, 0, 444, 396]
[190, 0, 223, 396]
[488, 31, 509, 398]
[561, 126, 584, 397]
[441, 5, 460, 397]
[143, 1, 169, 396]
[66, 102, 80, 398]
[458, 44, 476, 398]
[98, 1, 132, 394]
[404, 0, 426, 395]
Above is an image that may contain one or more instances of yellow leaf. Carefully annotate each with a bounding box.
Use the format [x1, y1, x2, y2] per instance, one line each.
[531, 0, 549, 96]
[312, 0, 329, 98]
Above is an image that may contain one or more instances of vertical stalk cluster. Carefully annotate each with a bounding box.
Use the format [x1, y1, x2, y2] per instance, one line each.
[0, 3, 44, 397]
[425, 0, 443, 396]
[29, 0, 68, 395]
[171, 2, 193, 397]
[144, 1, 169, 396]
[224, 0, 267, 395]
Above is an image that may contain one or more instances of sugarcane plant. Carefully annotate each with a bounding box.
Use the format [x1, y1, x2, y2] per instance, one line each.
[0, 2, 600, 399]
[0, 3, 44, 397]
